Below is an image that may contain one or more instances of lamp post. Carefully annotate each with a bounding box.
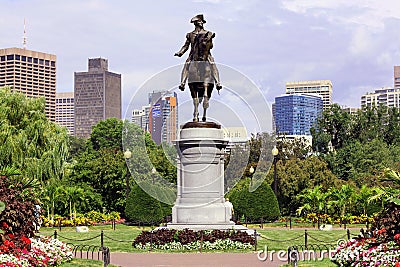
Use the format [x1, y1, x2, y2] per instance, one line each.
[151, 167, 156, 184]
[272, 146, 279, 196]
[123, 149, 132, 199]
[249, 166, 255, 185]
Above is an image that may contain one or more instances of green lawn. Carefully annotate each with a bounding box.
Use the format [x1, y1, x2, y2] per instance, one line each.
[280, 258, 336, 267]
[39, 224, 356, 253]
[257, 228, 350, 251]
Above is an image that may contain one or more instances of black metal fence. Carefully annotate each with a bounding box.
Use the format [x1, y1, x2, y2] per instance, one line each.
[53, 228, 259, 255]
[258, 229, 357, 266]
[53, 230, 114, 267]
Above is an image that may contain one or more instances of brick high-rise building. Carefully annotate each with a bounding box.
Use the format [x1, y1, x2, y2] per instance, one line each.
[74, 58, 121, 138]
[56, 92, 74, 135]
[0, 47, 56, 121]
[395, 66, 400, 89]
[286, 80, 332, 110]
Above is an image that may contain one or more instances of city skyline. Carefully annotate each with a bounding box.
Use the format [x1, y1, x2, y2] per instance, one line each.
[1, 0, 400, 119]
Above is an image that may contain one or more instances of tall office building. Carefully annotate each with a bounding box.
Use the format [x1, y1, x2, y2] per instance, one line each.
[74, 58, 121, 138]
[56, 92, 74, 135]
[286, 80, 332, 110]
[0, 47, 56, 121]
[148, 91, 178, 145]
[361, 87, 400, 108]
[132, 104, 150, 131]
[274, 93, 323, 136]
[395, 66, 400, 89]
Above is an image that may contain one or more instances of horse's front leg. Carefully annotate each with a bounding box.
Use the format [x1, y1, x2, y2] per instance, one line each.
[202, 83, 213, 122]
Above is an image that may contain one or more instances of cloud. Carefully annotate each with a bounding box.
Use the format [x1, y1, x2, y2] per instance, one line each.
[281, 0, 400, 30]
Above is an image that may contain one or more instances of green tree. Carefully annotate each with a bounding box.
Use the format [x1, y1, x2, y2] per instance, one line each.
[272, 156, 341, 214]
[0, 87, 68, 183]
[325, 139, 396, 186]
[312, 104, 352, 151]
[296, 186, 330, 216]
[90, 118, 123, 151]
[329, 184, 355, 219]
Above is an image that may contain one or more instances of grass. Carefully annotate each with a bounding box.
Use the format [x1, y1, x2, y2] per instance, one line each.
[280, 258, 336, 267]
[257, 228, 350, 251]
[60, 258, 119, 267]
[38, 224, 356, 253]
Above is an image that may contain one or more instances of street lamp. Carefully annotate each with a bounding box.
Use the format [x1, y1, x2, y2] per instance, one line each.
[124, 149, 132, 199]
[151, 167, 156, 184]
[249, 166, 255, 174]
[272, 146, 279, 196]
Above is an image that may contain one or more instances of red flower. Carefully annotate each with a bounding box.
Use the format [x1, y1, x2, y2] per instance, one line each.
[395, 262, 400, 267]
[7, 233, 14, 239]
[3, 239, 15, 248]
[1, 222, 8, 229]
[395, 234, 400, 240]
[377, 228, 386, 235]
[21, 236, 31, 245]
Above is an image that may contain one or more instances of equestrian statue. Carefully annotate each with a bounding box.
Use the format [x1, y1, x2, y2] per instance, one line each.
[174, 14, 222, 122]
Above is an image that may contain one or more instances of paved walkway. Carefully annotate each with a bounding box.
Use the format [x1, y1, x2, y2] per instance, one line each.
[110, 252, 284, 267]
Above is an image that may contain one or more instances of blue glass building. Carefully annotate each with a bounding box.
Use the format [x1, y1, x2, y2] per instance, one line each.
[274, 94, 323, 135]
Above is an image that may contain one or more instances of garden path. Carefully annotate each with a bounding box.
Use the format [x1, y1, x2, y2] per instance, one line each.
[110, 252, 282, 267]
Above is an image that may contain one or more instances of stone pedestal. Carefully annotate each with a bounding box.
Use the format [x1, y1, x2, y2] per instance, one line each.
[167, 122, 239, 230]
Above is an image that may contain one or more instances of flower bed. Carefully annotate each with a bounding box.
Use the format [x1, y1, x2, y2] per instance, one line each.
[0, 236, 72, 267]
[332, 232, 400, 266]
[133, 229, 254, 251]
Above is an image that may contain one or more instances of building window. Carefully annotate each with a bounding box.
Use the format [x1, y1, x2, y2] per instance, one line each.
[7, 55, 14, 60]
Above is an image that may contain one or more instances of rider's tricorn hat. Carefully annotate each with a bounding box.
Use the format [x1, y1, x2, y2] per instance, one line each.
[190, 14, 206, 23]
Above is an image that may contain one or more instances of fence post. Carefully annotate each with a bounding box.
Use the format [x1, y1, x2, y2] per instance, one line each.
[254, 229, 257, 252]
[347, 229, 350, 240]
[150, 230, 153, 252]
[54, 230, 57, 240]
[58, 218, 62, 231]
[289, 216, 292, 229]
[304, 230, 308, 250]
[200, 230, 203, 253]
[101, 230, 104, 248]
[102, 247, 110, 267]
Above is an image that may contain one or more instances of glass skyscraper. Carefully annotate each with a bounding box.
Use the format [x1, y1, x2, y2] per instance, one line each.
[274, 94, 323, 136]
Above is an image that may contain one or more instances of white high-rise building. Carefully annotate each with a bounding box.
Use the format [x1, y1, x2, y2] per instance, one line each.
[286, 80, 332, 110]
[361, 87, 400, 108]
[56, 92, 74, 135]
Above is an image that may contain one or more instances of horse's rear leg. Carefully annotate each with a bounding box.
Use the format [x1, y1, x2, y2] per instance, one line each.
[202, 96, 209, 122]
[193, 98, 199, 122]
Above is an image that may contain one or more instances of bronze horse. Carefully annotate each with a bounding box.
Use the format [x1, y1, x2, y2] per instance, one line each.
[175, 14, 222, 122]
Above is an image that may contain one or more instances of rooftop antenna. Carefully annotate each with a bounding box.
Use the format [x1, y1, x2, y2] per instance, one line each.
[23, 18, 27, 49]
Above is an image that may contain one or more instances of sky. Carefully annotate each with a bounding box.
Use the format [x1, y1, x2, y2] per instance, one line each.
[2, 0, 400, 130]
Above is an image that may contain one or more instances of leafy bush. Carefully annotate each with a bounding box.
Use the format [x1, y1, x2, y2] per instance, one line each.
[42, 211, 123, 227]
[0, 174, 40, 253]
[372, 201, 400, 240]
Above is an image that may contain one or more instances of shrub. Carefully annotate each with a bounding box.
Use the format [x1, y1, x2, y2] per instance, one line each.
[372, 201, 400, 240]
[227, 178, 280, 222]
[0, 174, 39, 253]
[125, 182, 167, 225]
